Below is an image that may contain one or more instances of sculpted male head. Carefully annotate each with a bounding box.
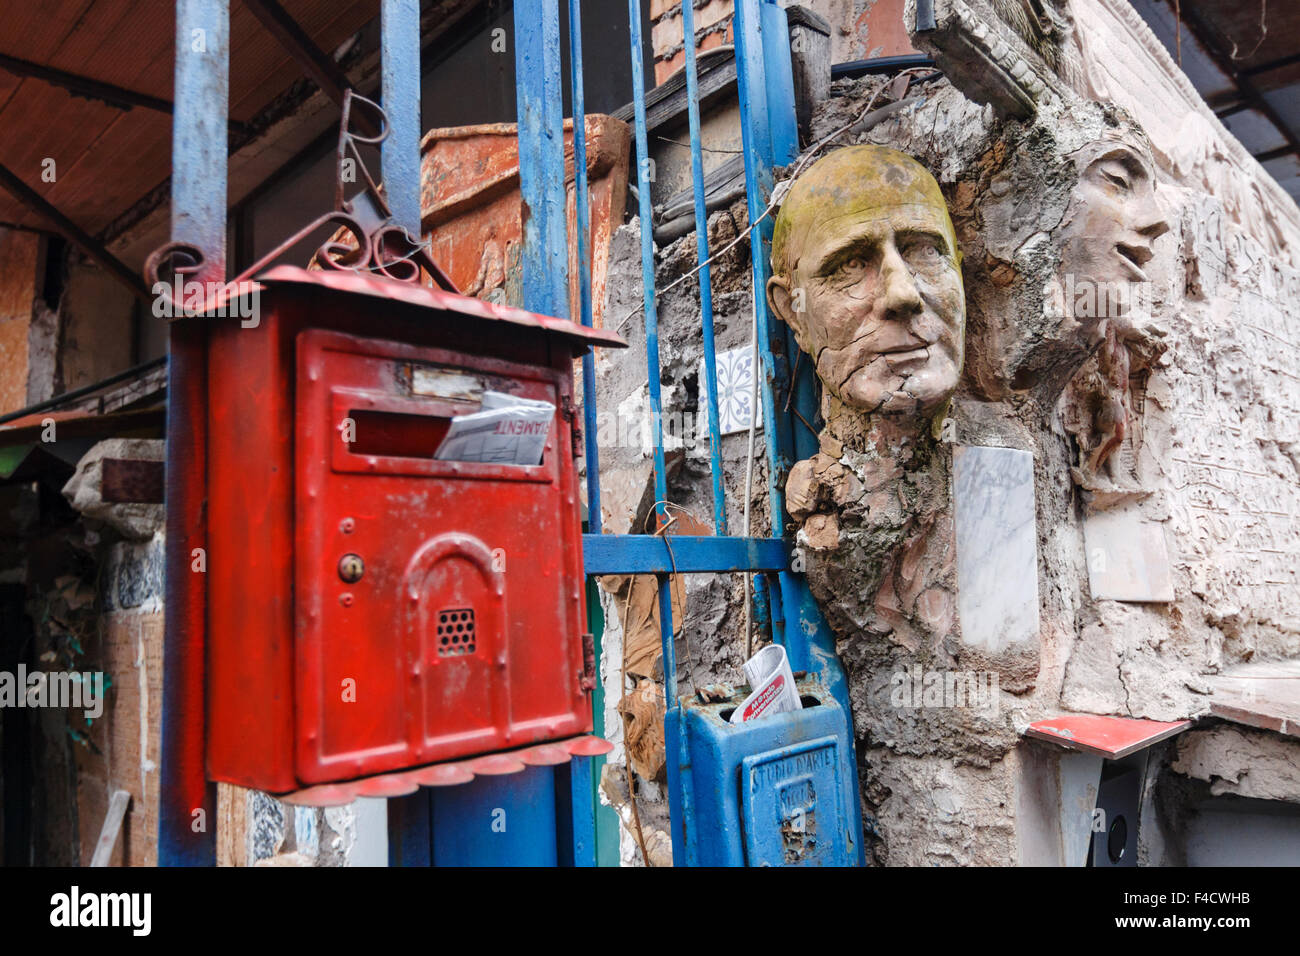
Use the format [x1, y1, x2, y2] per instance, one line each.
[768, 145, 965, 419]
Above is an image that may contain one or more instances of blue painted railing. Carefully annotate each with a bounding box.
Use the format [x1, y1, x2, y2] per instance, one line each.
[625, 0, 670, 516]
[506, 0, 866, 866]
[681, 0, 727, 534]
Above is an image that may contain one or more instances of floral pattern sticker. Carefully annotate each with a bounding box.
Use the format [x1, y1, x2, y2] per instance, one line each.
[698, 346, 763, 437]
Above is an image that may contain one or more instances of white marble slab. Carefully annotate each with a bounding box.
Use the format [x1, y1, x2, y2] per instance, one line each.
[954, 445, 1040, 652]
[1083, 506, 1175, 602]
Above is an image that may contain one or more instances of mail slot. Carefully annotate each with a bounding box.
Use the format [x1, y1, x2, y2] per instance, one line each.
[203, 265, 623, 793]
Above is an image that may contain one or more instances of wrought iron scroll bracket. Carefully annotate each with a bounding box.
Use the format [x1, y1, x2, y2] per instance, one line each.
[145, 89, 457, 317]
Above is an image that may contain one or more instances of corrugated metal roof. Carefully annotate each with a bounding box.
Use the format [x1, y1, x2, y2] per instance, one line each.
[1132, 0, 1300, 205]
[0, 408, 164, 459]
[0, 1, 375, 235]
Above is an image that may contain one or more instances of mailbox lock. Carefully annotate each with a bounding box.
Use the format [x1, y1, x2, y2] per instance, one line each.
[338, 553, 365, 583]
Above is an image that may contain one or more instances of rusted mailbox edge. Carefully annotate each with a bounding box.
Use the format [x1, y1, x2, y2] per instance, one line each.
[257, 265, 628, 351]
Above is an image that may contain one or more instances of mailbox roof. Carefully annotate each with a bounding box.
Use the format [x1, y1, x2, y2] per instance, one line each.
[258, 265, 627, 352]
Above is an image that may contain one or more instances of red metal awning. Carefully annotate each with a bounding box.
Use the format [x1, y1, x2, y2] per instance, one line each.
[279, 734, 614, 807]
[1024, 714, 1192, 759]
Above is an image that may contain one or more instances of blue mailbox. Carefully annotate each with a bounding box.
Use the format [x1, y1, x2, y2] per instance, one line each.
[666, 678, 859, 867]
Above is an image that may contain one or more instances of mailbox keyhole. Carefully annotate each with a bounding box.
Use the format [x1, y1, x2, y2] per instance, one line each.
[339, 553, 365, 583]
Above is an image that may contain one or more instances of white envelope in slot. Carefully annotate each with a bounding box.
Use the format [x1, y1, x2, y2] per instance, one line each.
[434, 390, 554, 466]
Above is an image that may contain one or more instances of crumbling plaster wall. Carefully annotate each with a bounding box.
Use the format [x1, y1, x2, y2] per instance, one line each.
[0, 231, 40, 416]
[592, 73, 1052, 865]
[0, 231, 138, 414]
[0, 439, 165, 864]
[832, 0, 1300, 863]
[1172, 724, 1300, 805]
[57, 258, 137, 393]
[1140, 724, 1300, 865]
[793, 75, 1074, 864]
[53, 440, 165, 866]
[590, 205, 772, 864]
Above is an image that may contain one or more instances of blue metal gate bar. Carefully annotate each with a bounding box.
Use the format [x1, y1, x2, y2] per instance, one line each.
[582, 534, 789, 574]
[760, 2, 800, 166]
[731, 0, 794, 527]
[516, 0, 569, 317]
[562, 0, 866, 866]
[563, 0, 600, 866]
[387, 789, 433, 866]
[764, 571, 786, 648]
[380, 0, 421, 235]
[680, 0, 727, 535]
[654, 565, 700, 846]
[623, 0, 702, 860]
[158, 0, 227, 868]
[169, 0, 229, 270]
[733, 0, 866, 866]
[430, 767, 559, 865]
[626, 0, 669, 514]
[379, 0, 435, 863]
[557, 748, 597, 865]
[569, 0, 603, 535]
[758, 0, 818, 468]
[510, 0, 596, 867]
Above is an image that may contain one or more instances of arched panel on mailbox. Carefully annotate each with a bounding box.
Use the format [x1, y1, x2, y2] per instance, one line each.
[402, 532, 508, 760]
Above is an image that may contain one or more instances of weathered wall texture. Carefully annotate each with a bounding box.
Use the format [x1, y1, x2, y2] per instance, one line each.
[0, 232, 137, 413]
[651, 0, 737, 84]
[52, 441, 166, 866]
[601, 0, 1299, 866]
[814, 0, 918, 60]
[806, 0, 1300, 863]
[57, 259, 136, 393]
[1172, 725, 1300, 805]
[74, 585, 164, 867]
[591, 209, 767, 865]
[419, 116, 630, 322]
[218, 786, 382, 867]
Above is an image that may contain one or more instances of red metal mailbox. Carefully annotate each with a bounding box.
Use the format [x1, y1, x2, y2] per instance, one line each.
[202, 265, 622, 793]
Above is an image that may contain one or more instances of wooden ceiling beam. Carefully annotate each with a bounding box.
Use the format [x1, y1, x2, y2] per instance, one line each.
[0, 52, 250, 136]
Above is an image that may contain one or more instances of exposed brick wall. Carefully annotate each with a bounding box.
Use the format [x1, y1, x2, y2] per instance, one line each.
[651, 0, 736, 84]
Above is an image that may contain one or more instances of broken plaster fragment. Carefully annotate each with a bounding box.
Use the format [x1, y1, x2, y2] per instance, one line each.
[802, 512, 841, 551]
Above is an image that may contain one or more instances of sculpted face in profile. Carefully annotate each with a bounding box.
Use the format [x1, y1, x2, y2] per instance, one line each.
[768, 145, 965, 420]
[1059, 133, 1170, 334]
[1057, 130, 1172, 487]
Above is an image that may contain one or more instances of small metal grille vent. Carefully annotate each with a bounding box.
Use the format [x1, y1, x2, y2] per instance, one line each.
[437, 608, 476, 656]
